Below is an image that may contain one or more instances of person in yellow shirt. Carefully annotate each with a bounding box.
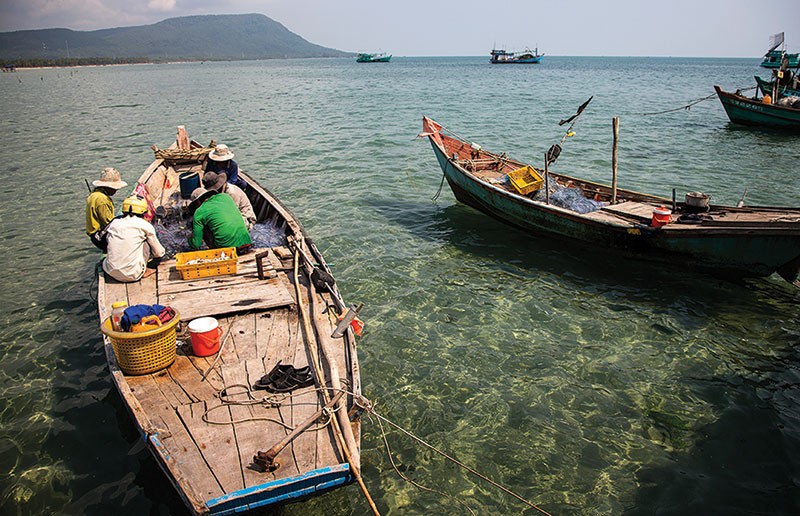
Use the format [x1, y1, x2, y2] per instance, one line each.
[85, 167, 127, 250]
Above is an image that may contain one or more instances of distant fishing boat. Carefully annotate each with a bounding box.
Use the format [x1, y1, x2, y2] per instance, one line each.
[356, 52, 391, 63]
[97, 127, 365, 514]
[714, 85, 800, 130]
[760, 32, 799, 68]
[761, 49, 800, 69]
[490, 47, 544, 64]
[420, 116, 800, 286]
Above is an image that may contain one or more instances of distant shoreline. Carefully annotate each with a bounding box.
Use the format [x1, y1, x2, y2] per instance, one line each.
[1, 55, 351, 69]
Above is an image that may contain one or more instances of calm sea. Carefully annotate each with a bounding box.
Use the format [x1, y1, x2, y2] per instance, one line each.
[1, 56, 799, 515]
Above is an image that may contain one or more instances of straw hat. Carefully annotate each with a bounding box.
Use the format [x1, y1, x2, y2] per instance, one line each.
[202, 171, 227, 191]
[208, 144, 234, 162]
[187, 187, 216, 214]
[92, 167, 128, 189]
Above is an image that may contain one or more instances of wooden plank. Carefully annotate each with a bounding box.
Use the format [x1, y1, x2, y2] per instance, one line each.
[127, 375, 224, 501]
[231, 312, 258, 361]
[165, 353, 221, 403]
[125, 272, 158, 306]
[254, 307, 277, 360]
[159, 278, 293, 321]
[220, 362, 287, 487]
[177, 400, 243, 494]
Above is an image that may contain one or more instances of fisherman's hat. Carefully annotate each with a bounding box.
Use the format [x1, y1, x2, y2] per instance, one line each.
[208, 144, 234, 162]
[187, 187, 216, 215]
[93, 167, 128, 189]
[202, 171, 227, 191]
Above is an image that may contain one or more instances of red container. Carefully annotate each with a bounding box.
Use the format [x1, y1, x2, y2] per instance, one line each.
[651, 206, 672, 227]
[188, 317, 222, 356]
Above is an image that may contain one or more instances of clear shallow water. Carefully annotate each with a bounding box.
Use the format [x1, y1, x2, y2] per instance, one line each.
[0, 56, 799, 515]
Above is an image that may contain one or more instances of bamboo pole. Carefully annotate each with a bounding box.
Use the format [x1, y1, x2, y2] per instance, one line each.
[611, 117, 619, 205]
[544, 154, 550, 205]
[292, 249, 379, 515]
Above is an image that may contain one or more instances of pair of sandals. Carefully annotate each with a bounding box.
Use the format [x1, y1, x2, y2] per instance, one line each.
[253, 361, 315, 393]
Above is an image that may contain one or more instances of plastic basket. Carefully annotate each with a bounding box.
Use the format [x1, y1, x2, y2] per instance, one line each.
[101, 312, 181, 375]
[507, 165, 544, 195]
[175, 247, 238, 280]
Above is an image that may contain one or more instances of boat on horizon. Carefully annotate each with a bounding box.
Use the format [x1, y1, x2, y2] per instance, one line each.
[490, 47, 544, 64]
[97, 127, 365, 514]
[420, 116, 800, 286]
[760, 31, 799, 68]
[714, 85, 800, 130]
[356, 52, 391, 63]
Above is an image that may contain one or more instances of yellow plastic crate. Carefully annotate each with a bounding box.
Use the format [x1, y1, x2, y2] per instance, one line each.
[100, 313, 180, 375]
[507, 165, 544, 195]
[175, 247, 238, 280]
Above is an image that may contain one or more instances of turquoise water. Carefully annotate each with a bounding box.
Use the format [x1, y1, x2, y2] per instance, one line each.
[1, 56, 799, 515]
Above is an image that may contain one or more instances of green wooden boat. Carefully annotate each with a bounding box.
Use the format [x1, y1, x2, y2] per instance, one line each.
[356, 52, 391, 63]
[420, 116, 800, 286]
[714, 85, 800, 130]
[754, 74, 800, 98]
[761, 49, 800, 69]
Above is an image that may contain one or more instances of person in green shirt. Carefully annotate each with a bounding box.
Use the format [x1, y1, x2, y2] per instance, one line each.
[187, 187, 252, 253]
[85, 167, 128, 250]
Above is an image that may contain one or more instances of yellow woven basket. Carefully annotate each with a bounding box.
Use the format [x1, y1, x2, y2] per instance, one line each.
[100, 312, 181, 375]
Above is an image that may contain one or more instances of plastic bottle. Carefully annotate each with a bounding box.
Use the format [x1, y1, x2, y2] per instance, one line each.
[111, 301, 128, 331]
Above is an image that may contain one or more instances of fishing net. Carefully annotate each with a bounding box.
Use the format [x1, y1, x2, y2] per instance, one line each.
[156, 219, 287, 258]
[532, 183, 605, 214]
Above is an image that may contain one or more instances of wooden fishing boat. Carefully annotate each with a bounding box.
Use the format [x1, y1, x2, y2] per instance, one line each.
[714, 85, 800, 130]
[761, 49, 799, 69]
[755, 75, 800, 98]
[490, 47, 544, 64]
[96, 128, 364, 514]
[420, 116, 800, 286]
[356, 52, 391, 63]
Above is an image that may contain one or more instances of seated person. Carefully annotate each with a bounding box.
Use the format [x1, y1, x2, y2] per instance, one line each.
[85, 167, 128, 250]
[206, 144, 247, 190]
[102, 196, 165, 282]
[187, 187, 252, 253]
[202, 171, 256, 230]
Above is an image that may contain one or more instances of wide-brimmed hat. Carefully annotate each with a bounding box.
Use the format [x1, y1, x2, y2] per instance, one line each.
[208, 144, 234, 162]
[187, 187, 216, 214]
[202, 171, 227, 191]
[92, 167, 128, 189]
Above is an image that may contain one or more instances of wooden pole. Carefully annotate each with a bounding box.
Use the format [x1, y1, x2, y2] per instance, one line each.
[292, 249, 379, 515]
[611, 117, 619, 205]
[544, 153, 550, 205]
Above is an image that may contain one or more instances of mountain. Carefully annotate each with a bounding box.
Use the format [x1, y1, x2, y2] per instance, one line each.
[0, 14, 351, 62]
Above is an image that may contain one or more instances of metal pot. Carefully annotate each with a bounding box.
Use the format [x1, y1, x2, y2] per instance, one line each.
[685, 191, 711, 209]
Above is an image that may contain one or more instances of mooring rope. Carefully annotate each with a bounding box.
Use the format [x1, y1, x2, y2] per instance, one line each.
[361, 398, 553, 516]
[373, 412, 477, 516]
[637, 85, 757, 116]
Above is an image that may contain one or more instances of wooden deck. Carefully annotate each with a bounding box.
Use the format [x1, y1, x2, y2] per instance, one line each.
[98, 245, 358, 512]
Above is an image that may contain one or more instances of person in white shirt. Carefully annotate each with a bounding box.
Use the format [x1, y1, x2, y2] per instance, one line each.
[202, 171, 256, 230]
[102, 196, 166, 282]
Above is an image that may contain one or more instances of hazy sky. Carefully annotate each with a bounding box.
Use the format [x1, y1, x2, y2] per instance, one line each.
[0, 0, 798, 57]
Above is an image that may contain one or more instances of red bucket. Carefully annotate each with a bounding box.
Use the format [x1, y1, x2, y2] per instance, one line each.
[188, 317, 222, 356]
[651, 206, 672, 227]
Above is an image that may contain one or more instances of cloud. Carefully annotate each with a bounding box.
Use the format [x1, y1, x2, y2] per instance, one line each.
[147, 0, 177, 11]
